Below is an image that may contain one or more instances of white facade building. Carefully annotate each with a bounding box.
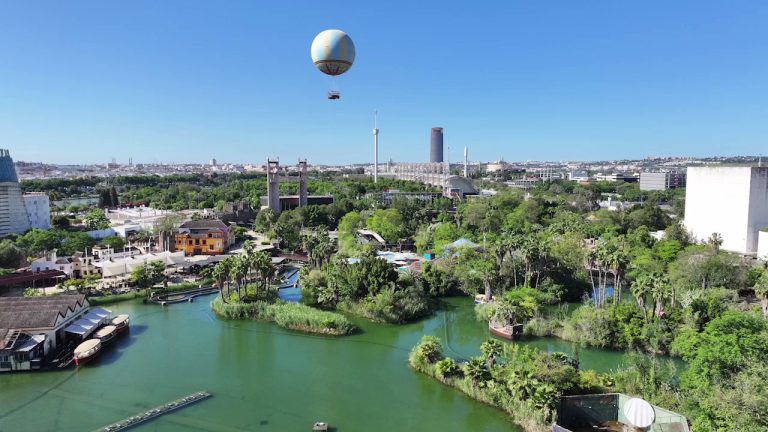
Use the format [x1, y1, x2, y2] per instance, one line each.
[684, 167, 768, 255]
[30, 251, 74, 277]
[23, 193, 51, 230]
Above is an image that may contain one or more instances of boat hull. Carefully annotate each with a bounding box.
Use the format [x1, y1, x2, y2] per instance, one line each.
[489, 323, 524, 341]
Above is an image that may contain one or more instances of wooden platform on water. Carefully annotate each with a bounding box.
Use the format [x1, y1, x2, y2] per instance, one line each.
[94, 391, 211, 431]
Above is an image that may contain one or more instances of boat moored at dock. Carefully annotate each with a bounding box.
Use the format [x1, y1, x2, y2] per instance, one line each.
[111, 314, 130, 334]
[94, 325, 117, 346]
[73, 339, 101, 366]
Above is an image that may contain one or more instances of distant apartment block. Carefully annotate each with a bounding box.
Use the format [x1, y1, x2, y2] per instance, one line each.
[23, 193, 51, 230]
[0, 150, 32, 236]
[594, 173, 639, 183]
[684, 166, 768, 255]
[639, 172, 686, 191]
[568, 170, 590, 182]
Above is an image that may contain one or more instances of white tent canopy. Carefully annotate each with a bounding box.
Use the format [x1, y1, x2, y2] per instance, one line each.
[94, 251, 185, 278]
[624, 397, 656, 428]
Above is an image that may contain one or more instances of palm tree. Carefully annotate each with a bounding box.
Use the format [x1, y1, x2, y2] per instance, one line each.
[463, 357, 489, 385]
[650, 274, 671, 317]
[480, 339, 504, 368]
[708, 232, 724, 251]
[608, 241, 629, 305]
[631, 273, 652, 318]
[212, 259, 232, 303]
[231, 256, 249, 301]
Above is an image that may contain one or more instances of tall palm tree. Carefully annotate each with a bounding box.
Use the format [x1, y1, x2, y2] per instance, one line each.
[650, 274, 671, 317]
[213, 259, 232, 303]
[231, 257, 249, 301]
[608, 240, 629, 305]
[631, 273, 652, 319]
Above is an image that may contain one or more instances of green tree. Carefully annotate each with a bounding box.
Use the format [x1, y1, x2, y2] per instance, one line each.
[463, 357, 490, 385]
[366, 208, 406, 244]
[59, 232, 97, 255]
[101, 236, 125, 251]
[83, 209, 111, 230]
[456, 247, 499, 301]
[0, 240, 25, 268]
[337, 211, 364, 255]
[16, 229, 61, 254]
[148, 260, 167, 287]
[754, 268, 768, 319]
[130, 266, 152, 288]
[480, 339, 503, 368]
[52, 215, 71, 229]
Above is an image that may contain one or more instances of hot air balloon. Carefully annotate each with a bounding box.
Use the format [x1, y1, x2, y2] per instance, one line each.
[310, 29, 355, 100]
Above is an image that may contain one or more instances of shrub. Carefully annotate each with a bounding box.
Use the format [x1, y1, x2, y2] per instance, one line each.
[211, 298, 356, 335]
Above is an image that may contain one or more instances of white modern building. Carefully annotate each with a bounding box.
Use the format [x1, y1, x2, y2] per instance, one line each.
[639, 172, 686, 191]
[23, 192, 51, 230]
[684, 166, 768, 255]
[0, 149, 32, 236]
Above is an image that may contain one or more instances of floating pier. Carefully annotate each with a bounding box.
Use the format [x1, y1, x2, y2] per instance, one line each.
[96, 391, 211, 431]
[148, 287, 219, 305]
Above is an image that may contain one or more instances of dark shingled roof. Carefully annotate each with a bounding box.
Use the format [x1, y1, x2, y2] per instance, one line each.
[180, 219, 229, 230]
[0, 294, 88, 339]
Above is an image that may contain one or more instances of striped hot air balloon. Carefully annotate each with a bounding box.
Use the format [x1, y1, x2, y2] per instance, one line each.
[311, 29, 356, 76]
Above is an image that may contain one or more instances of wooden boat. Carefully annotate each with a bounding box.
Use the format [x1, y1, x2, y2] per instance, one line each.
[489, 322, 524, 341]
[312, 421, 328, 431]
[111, 314, 130, 334]
[95, 325, 117, 346]
[74, 339, 102, 366]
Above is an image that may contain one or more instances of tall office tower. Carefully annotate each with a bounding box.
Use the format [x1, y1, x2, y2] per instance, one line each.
[0, 149, 32, 237]
[430, 127, 444, 163]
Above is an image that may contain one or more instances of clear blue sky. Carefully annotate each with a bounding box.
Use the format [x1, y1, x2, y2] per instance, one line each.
[1, 1, 767, 165]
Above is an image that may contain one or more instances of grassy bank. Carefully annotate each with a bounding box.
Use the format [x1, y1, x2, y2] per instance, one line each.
[212, 297, 356, 336]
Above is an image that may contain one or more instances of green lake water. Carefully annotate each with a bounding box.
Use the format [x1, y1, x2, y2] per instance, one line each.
[0, 296, 678, 432]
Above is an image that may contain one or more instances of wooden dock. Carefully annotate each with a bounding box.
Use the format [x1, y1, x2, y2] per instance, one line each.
[95, 391, 211, 432]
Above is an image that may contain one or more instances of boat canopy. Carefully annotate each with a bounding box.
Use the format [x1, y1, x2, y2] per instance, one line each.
[82, 311, 108, 325]
[95, 325, 116, 339]
[112, 314, 129, 325]
[89, 307, 112, 319]
[64, 318, 99, 336]
[74, 339, 101, 356]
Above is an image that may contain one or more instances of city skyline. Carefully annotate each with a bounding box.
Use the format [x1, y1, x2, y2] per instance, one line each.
[2, 1, 767, 164]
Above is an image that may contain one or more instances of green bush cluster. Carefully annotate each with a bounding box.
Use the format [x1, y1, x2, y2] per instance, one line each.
[408, 336, 606, 432]
[212, 297, 356, 336]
